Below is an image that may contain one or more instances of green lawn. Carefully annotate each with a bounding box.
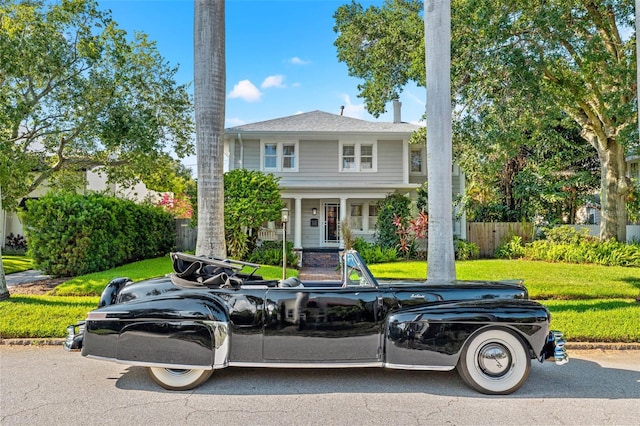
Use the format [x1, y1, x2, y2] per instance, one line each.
[368, 259, 640, 299]
[2, 254, 639, 342]
[2, 255, 33, 274]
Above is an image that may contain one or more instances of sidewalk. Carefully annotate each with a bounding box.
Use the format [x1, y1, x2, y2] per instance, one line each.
[4, 270, 51, 287]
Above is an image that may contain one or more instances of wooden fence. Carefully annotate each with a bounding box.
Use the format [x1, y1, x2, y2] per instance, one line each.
[174, 219, 196, 252]
[467, 222, 534, 258]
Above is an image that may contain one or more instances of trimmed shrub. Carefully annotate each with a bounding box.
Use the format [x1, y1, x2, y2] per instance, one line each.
[247, 240, 299, 267]
[21, 193, 174, 276]
[454, 239, 480, 260]
[353, 237, 398, 264]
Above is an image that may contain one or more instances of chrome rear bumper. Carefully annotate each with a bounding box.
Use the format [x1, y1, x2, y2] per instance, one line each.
[63, 321, 85, 351]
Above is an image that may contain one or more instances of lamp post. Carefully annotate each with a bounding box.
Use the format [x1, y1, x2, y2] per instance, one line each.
[281, 207, 289, 280]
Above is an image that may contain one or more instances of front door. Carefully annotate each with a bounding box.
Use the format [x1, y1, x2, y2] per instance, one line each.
[324, 203, 339, 243]
[262, 287, 382, 362]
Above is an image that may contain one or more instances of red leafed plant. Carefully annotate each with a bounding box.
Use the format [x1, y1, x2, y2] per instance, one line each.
[393, 209, 428, 258]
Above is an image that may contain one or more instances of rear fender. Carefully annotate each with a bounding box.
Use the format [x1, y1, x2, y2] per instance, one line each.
[83, 294, 230, 369]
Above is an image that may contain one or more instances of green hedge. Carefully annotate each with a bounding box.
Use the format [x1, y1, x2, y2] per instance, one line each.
[247, 240, 299, 267]
[21, 193, 175, 276]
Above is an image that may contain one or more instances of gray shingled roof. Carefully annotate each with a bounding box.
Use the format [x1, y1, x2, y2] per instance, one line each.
[225, 110, 421, 134]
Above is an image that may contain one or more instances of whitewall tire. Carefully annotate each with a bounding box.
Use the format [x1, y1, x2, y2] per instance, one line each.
[147, 367, 213, 391]
[457, 328, 531, 395]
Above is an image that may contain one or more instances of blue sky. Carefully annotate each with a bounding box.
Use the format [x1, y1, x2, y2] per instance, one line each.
[100, 0, 426, 128]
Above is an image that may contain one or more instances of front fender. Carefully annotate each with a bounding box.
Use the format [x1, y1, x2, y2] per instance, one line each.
[384, 299, 551, 368]
[82, 293, 230, 369]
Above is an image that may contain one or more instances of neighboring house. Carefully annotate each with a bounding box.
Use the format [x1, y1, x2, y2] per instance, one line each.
[224, 102, 466, 263]
[1, 167, 163, 249]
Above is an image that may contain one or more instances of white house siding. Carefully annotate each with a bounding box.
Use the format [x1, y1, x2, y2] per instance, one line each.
[301, 198, 325, 247]
[374, 140, 404, 183]
[295, 140, 340, 182]
[235, 140, 260, 170]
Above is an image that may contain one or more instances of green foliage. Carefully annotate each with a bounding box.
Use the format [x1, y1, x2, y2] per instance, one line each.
[333, 0, 635, 238]
[454, 239, 480, 260]
[538, 226, 594, 244]
[497, 226, 640, 267]
[353, 237, 398, 264]
[333, 0, 425, 117]
[375, 193, 411, 250]
[247, 241, 299, 268]
[495, 235, 526, 259]
[21, 193, 174, 277]
[224, 169, 283, 258]
[0, 0, 194, 211]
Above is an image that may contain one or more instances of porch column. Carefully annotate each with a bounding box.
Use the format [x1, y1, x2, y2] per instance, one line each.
[294, 197, 302, 249]
[339, 197, 347, 249]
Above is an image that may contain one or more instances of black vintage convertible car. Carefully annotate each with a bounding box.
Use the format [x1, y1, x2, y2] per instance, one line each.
[65, 250, 567, 394]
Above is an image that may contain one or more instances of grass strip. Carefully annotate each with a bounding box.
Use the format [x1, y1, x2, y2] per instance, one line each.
[545, 299, 640, 342]
[0, 295, 99, 338]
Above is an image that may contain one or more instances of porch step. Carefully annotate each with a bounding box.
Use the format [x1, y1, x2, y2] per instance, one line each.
[302, 249, 340, 268]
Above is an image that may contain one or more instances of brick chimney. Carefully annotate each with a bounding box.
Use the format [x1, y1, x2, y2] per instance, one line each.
[393, 99, 402, 123]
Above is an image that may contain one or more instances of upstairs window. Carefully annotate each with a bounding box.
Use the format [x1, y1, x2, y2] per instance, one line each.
[361, 144, 373, 170]
[342, 144, 356, 170]
[264, 143, 277, 170]
[410, 146, 426, 175]
[340, 141, 377, 172]
[261, 141, 298, 172]
[282, 143, 296, 170]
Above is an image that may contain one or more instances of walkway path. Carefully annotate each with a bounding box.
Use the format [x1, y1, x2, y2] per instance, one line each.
[4, 270, 50, 287]
[297, 266, 341, 281]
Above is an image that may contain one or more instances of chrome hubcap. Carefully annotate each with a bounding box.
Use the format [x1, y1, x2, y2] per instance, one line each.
[478, 343, 511, 377]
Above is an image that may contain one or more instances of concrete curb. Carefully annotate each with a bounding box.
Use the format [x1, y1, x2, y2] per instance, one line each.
[2, 338, 640, 351]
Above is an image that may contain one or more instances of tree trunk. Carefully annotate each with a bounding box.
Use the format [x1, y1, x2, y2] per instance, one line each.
[194, 0, 226, 258]
[425, 0, 456, 283]
[596, 137, 628, 242]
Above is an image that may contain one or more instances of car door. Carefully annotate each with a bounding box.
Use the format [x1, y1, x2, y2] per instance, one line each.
[262, 286, 383, 362]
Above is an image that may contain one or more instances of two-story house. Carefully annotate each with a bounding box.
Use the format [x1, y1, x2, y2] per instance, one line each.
[224, 102, 466, 264]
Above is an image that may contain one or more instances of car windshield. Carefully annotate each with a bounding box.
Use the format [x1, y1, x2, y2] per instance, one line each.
[343, 251, 377, 287]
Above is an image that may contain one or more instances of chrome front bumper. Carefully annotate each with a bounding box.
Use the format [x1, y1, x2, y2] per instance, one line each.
[63, 321, 85, 351]
[541, 330, 568, 365]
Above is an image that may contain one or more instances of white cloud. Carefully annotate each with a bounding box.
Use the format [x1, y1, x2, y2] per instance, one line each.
[292, 82, 301, 88]
[340, 94, 367, 119]
[289, 56, 310, 65]
[225, 117, 246, 127]
[229, 80, 262, 102]
[261, 75, 286, 89]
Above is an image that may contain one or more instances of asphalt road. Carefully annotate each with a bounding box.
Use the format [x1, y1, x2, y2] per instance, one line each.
[1, 346, 639, 425]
